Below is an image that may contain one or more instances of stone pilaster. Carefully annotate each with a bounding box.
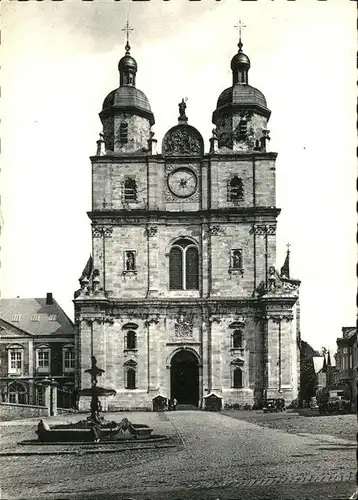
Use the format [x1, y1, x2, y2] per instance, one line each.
[210, 315, 223, 393]
[146, 225, 159, 297]
[201, 223, 209, 297]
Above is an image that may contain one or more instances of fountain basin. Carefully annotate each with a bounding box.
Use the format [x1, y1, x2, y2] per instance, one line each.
[36, 419, 154, 443]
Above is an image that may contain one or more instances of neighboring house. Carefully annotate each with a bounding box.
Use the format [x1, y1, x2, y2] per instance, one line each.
[0, 293, 75, 408]
[335, 327, 357, 410]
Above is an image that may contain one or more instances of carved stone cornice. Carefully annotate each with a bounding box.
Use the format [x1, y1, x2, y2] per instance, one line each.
[265, 314, 294, 323]
[92, 226, 113, 238]
[80, 316, 114, 326]
[144, 314, 162, 327]
[210, 225, 225, 236]
[251, 224, 276, 236]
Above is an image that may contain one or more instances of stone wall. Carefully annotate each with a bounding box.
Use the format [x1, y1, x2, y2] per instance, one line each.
[0, 402, 48, 421]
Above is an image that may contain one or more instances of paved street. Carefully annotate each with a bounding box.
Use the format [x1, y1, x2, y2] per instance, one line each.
[0, 411, 356, 499]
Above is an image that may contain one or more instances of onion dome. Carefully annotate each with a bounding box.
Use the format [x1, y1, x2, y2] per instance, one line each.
[231, 40, 250, 85]
[100, 40, 154, 126]
[118, 41, 137, 87]
[118, 43, 137, 73]
[216, 85, 268, 110]
[212, 40, 271, 124]
[101, 86, 154, 126]
[231, 40, 251, 80]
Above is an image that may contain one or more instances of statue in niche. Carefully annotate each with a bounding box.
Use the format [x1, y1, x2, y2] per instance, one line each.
[268, 265, 276, 291]
[231, 249, 243, 269]
[125, 251, 136, 271]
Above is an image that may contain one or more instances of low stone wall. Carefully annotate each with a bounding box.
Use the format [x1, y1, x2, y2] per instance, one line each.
[0, 402, 48, 421]
[57, 407, 76, 415]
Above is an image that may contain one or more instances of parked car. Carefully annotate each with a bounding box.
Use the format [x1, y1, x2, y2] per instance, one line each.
[263, 398, 286, 413]
[309, 397, 319, 410]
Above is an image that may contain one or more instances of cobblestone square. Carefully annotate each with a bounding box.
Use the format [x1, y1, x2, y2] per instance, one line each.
[0, 410, 356, 499]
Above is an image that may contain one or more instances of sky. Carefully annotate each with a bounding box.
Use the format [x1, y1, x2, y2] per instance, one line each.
[1, 0, 356, 356]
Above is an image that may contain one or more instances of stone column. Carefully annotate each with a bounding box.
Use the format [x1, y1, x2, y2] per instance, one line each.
[279, 314, 294, 391]
[210, 316, 223, 394]
[266, 313, 294, 397]
[146, 315, 161, 396]
[266, 316, 279, 396]
[201, 222, 209, 297]
[78, 319, 94, 411]
[28, 338, 34, 404]
[201, 310, 209, 401]
[50, 384, 58, 416]
[209, 159, 219, 209]
[252, 225, 276, 290]
[44, 385, 51, 416]
[146, 225, 159, 297]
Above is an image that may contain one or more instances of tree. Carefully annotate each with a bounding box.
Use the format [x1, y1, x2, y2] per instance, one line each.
[300, 340, 318, 404]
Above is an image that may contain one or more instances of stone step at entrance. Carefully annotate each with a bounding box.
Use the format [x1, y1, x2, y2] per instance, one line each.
[176, 404, 198, 411]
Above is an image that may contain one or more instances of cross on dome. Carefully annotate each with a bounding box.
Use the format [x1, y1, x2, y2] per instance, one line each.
[122, 19, 134, 55]
[234, 20, 247, 51]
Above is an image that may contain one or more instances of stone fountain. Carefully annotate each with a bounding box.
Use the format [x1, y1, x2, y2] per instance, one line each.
[35, 357, 154, 443]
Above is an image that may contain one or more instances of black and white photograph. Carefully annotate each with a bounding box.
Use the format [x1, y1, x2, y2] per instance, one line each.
[0, 0, 356, 499]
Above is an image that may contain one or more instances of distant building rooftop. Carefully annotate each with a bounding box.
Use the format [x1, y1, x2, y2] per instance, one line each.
[0, 293, 74, 336]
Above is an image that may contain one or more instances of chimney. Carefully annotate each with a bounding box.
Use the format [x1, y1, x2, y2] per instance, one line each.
[46, 293, 53, 305]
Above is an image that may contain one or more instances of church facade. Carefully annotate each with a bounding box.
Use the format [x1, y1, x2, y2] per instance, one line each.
[74, 36, 301, 410]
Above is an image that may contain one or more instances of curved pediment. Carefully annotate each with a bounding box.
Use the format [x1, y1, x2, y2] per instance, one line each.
[162, 124, 204, 157]
[230, 358, 244, 366]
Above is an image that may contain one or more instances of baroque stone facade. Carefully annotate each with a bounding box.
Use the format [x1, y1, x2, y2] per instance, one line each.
[74, 37, 301, 410]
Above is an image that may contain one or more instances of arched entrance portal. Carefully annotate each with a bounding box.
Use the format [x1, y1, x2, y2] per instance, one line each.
[170, 350, 199, 406]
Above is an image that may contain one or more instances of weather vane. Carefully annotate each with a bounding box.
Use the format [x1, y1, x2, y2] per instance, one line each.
[286, 242, 291, 253]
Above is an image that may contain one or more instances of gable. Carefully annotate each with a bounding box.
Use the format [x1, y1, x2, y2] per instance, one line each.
[0, 318, 33, 338]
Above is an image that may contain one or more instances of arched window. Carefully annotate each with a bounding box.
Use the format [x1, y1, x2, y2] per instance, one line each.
[9, 382, 28, 404]
[228, 176, 244, 202]
[119, 122, 128, 143]
[124, 178, 137, 202]
[169, 239, 199, 290]
[233, 368, 243, 388]
[232, 329, 243, 348]
[126, 330, 137, 350]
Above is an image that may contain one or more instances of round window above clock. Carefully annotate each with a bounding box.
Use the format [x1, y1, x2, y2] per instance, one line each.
[167, 167, 197, 198]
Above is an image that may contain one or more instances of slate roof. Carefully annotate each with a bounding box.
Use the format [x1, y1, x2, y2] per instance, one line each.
[0, 296, 74, 337]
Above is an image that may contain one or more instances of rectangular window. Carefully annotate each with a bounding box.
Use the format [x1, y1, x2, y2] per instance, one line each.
[11, 314, 20, 322]
[9, 351, 22, 372]
[38, 351, 49, 368]
[48, 314, 57, 321]
[64, 350, 75, 371]
[124, 178, 137, 202]
[31, 314, 40, 322]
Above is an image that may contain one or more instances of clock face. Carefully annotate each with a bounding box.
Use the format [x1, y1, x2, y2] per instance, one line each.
[167, 168, 197, 198]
